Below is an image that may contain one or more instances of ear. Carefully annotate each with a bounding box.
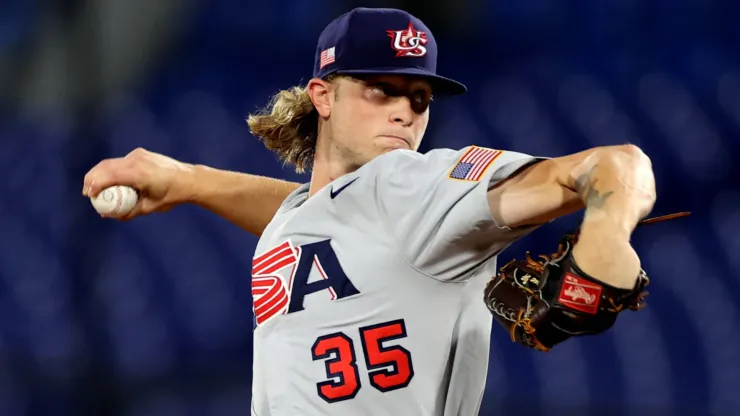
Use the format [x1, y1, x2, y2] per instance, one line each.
[307, 78, 334, 118]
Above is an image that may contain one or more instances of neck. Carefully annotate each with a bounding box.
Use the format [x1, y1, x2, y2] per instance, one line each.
[308, 128, 354, 198]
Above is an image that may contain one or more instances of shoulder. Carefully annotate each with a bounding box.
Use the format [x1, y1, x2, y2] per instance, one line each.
[368, 147, 462, 166]
[362, 146, 541, 184]
[253, 182, 307, 241]
[276, 182, 310, 213]
[361, 147, 477, 179]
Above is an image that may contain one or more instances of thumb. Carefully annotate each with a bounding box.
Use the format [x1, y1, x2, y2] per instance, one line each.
[108, 197, 145, 222]
[113, 195, 171, 221]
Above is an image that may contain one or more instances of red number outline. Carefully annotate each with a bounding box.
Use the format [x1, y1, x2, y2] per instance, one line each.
[311, 332, 361, 402]
[359, 319, 414, 392]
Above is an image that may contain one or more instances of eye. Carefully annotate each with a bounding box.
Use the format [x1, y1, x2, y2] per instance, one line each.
[370, 86, 387, 96]
[411, 90, 429, 103]
[411, 89, 433, 110]
[368, 83, 396, 97]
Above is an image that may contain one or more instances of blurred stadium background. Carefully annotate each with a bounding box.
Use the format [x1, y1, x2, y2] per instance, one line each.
[0, 0, 738, 415]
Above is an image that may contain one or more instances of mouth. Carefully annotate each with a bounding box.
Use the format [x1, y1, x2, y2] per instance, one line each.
[378, 135, 412, 149]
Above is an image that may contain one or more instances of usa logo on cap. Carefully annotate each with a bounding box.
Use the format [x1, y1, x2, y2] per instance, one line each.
[387, 22, 428, 57]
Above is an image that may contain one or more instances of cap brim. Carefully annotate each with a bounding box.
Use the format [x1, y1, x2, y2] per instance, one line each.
[335, 67, 467, 96]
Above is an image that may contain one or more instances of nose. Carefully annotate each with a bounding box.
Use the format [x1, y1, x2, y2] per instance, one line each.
[389, 97, 414, 127]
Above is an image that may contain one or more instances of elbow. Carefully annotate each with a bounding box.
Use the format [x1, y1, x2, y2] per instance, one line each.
[597, 144, 653, 173]
[567, 144, 653, 188]
[616, 144, 651, 165]
[607, 143, 657, 205]
[617, 143, 654, 177]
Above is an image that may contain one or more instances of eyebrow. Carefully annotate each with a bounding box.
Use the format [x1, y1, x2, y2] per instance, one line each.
[364, 79, 432, 93]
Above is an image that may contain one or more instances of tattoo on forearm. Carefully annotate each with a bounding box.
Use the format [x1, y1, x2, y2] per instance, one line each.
[574, 165, 613, 209]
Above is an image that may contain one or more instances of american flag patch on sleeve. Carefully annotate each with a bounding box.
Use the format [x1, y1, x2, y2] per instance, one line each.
[447, 146, 503, 182]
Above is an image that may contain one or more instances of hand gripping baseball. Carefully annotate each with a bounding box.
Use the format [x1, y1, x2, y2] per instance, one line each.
[83, 148, 195, 220]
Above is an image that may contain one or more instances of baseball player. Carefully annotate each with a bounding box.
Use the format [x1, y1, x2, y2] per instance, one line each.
[83, 7, 657, 416]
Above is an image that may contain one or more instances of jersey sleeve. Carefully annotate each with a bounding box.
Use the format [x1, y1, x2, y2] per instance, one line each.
[372, 146, 548, 282]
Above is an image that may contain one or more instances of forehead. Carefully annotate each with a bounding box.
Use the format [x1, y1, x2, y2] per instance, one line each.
[344, 74, 433, 92]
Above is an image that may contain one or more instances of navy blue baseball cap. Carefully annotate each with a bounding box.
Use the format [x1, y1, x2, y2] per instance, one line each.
[313, 8, 467, 96]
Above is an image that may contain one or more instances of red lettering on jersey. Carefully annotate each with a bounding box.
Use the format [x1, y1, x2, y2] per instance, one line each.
[252, 241, 299, 325]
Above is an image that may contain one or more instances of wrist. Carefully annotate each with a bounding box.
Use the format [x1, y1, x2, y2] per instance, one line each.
[572, 230, 641, 289]
[582, 199, 640, 237]
[579, 210, 634, 241]
[172, 163, 202, 205]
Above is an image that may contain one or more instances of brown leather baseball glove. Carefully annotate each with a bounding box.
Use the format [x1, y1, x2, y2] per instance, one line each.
[483, 212, 690, 352]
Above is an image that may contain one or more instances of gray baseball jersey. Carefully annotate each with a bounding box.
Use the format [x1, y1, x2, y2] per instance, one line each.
[250, 146, 544, 416]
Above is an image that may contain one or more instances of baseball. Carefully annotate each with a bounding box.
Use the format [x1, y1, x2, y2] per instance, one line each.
[90, 185, 138, 217]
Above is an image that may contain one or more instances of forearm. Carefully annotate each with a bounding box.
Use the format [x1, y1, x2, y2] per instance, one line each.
[184, 165, 301, 236]
[571, 149, 654, 235]
[567, 145, 656, 288]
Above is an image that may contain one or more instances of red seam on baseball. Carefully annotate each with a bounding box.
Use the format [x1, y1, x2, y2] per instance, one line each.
[114, 187, 123, 214]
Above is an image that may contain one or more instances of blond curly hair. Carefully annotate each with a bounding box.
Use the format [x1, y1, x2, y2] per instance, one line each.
[247, 75, 339, 173]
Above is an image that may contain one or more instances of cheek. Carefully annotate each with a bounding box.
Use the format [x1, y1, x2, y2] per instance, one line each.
[345, 104, 381, 132]
[356, 102, 382, 122]
[415, 113, 430, 135]
[333, 103, 377, 143]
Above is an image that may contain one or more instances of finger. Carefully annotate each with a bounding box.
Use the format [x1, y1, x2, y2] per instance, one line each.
[84, 157, 142, 196]
[83, 159, 115, 196]
[87, 167, 141, 197]
[84, 159, 128, 196]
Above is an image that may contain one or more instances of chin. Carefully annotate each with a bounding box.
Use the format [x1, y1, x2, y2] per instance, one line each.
[381, 147, 405, 154]
[375, 136, 413, 151]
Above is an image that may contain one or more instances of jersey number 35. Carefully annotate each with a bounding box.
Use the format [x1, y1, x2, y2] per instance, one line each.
[312, 318, 414, 403]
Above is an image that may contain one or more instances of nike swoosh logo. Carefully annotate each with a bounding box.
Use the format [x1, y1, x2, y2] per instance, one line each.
[330, 178, 359, 199]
